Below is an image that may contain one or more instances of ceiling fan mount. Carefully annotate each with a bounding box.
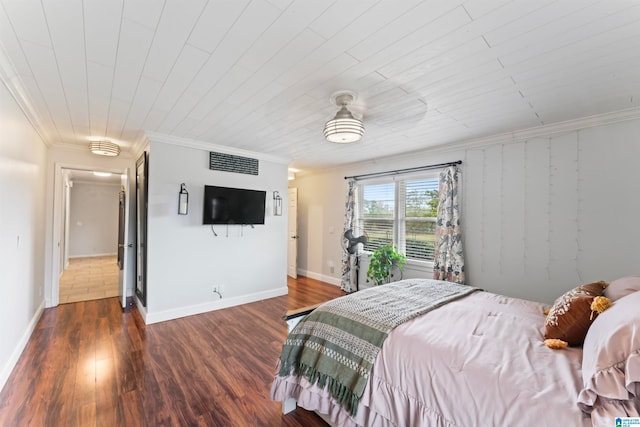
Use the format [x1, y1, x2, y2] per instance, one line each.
[330, 90, 357, 108]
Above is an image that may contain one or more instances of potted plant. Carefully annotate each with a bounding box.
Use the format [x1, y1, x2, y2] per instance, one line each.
[366, 244, 406, 286]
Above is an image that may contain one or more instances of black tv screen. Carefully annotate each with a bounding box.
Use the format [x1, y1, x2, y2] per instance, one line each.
[203, 185, 266, 225]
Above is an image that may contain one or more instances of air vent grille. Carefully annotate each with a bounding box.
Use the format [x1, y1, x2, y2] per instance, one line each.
[209, 152, 259, 175]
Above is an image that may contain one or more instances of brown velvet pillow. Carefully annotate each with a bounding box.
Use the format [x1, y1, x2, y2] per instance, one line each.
[544, 281, 607, 346]
[576, 280, 608, 297]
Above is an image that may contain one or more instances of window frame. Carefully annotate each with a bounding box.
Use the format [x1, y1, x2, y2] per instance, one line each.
[355, 171, 439, 268]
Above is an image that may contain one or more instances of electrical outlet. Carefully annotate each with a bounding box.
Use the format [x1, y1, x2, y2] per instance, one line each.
[218, 284, 224, 294]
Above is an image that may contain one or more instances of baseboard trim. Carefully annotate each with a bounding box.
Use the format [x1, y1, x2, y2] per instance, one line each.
[0, 299, 45, 392]
[296, 269, 341, 287]
[135, 295, 148, 322]
[144, 287, 289, 325]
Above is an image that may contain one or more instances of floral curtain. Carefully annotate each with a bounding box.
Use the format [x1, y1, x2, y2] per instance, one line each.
[432, 165, 465, 284]
[341, 179, 358, 292]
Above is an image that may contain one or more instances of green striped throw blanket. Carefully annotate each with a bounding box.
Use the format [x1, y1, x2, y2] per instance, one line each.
[277, 279, 479, 416]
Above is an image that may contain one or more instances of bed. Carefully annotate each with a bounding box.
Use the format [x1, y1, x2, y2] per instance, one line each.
[270, 278, 640, 427]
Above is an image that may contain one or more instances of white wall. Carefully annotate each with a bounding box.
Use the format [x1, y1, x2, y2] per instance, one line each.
[293, 117, 640, 304]
[144, 137, 289, 323]
[0, 81, 47, 391]
[68, 181, 120, 257]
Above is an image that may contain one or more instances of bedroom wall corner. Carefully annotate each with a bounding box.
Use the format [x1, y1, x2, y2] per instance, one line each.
[290, 170, 346, 284]
[293, 151, 464, 289]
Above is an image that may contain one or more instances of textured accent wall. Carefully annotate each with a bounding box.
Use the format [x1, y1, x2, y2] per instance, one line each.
[463, 121, 640, 303]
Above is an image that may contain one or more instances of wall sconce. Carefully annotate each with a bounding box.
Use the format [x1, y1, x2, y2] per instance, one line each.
[178, 183, 189, 215]
[273, 191, 282, 216]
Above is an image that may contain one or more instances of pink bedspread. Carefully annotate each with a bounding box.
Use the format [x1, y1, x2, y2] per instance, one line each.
[271, 291, 592, 426]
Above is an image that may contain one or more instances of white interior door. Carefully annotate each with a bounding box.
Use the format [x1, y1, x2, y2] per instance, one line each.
[118, 168, 131, 309]
[287, 187, 298, 278]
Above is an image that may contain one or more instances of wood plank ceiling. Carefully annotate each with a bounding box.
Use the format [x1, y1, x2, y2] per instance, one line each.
[0, 0, 639, 169]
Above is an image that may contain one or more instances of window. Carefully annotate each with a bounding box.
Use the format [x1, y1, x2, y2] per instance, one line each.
[357, 174, 439, 262]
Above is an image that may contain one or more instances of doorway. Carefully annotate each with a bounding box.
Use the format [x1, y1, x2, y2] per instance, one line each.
[51, 166, 132, 308]
[58, 169, 121, 303]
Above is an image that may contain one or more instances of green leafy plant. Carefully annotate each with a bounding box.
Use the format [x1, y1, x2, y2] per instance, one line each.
[366, 244, 406, 286]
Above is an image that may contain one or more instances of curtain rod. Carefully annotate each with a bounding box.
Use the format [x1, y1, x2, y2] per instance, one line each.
[344, 160, 462, 181]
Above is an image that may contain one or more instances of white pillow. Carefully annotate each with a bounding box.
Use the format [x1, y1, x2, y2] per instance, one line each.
[577, 291, 640, 413]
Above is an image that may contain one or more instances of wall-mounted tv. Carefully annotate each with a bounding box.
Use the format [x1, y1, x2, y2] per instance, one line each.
[203, 185, 266, 225]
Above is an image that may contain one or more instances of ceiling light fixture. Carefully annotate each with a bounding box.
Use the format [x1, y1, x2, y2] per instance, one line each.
[93, 171, 112, 177]
[323, 91, 364, 144]
[89, 140, 120, 156]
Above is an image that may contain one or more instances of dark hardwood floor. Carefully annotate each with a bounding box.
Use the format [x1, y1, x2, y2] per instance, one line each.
[0, 276, 345, 426]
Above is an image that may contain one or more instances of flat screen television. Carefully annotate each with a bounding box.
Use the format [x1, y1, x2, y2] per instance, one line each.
[202, 185, 266, 225]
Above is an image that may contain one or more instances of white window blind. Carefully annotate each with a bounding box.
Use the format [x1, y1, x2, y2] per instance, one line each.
[401, 178, 439, 261]
[357, 174, 439, 262]
[359, 182, 395, 252]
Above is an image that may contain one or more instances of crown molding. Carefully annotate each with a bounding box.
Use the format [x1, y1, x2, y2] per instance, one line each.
[130, 132, 149, 161]
[432, 106, 640, 153]
[0, 44, 51, 146]
[145, 131, 291, 165]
